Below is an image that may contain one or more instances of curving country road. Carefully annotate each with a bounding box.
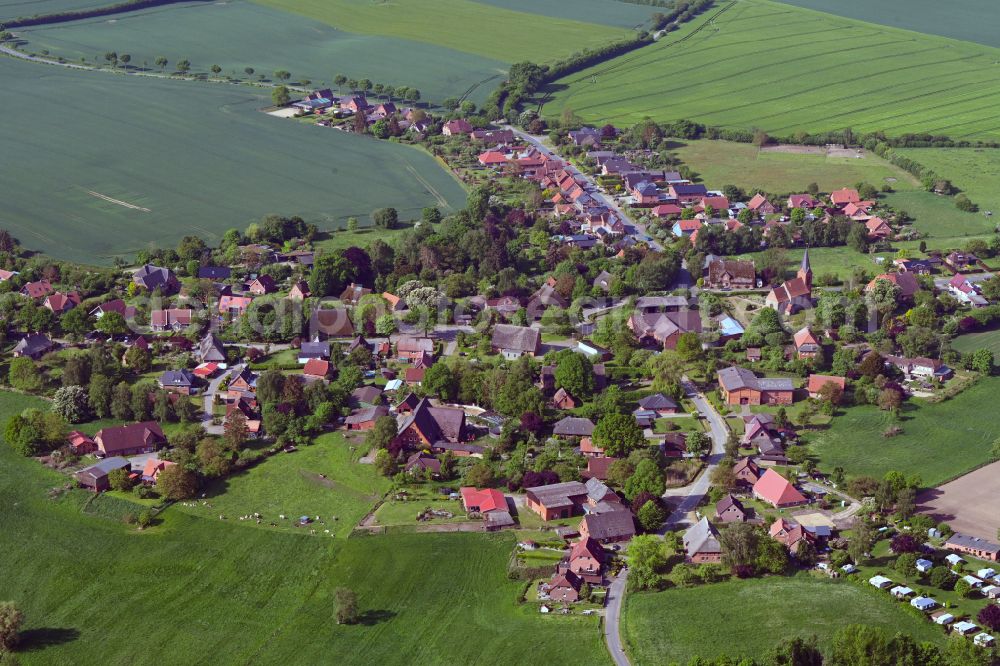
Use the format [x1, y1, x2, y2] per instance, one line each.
[603, 378, 730, 666]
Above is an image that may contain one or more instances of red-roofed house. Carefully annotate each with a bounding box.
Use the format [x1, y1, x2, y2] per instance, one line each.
[769, 518, 815, 553]
[21, 280, 53, 300]
[699, 195, 730, 214]
[559, 537, 606, 584]
[865, 217, 892, 240]
[793, 326, 821, 359]
[43, 291, 81, 314]
[830, 188, 860, 207]
[807, 374, 846, 398]
[142, 458, 176, 484]
[478, 150, 508, 168]
[219, 295, 253, 317]
[787, 194, 820, 209]
[442, 118, 473, 136]
[303, 358, 332, 380]
[753, 469, 808, 508]
[652, 203, 683, 218]
[866, 272, 920, 300]
[747, 193, 777, 216]
[460, 487, 507, 514]
[67, 430, 97, 455]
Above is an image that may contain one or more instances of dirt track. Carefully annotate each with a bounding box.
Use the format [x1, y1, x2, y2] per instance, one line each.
[917, 461, 1000, 538]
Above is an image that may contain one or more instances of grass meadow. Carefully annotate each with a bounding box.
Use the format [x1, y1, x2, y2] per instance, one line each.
[672, 140, 918, 195]
[175, 431, 389, 538]
[249, 0, 634, 63]
[809, 375, 1000, 486]
[0, 57, 466, 263]
[774, 0, 1000, 49]
[898, 148, 1000, 220]
[542, 0, 1000, 141]
[15, 1, 509, 105]
[0, 390, 606, 665]
[623, 576, 943, 664]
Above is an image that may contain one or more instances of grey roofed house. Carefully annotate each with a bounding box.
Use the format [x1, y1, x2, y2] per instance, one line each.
[553, 416, 595, 437]
[298, 340, 331, 360]
[199, 333, 226, 363]
[593, 270, 615, 292]
[159, 369, 196, 388]
[717, 366, 793, 393]
[637, 393, 678, 412]
[12, 333, 54, 359]
[133, 263, 178, 292]
[344, 405, 389, 426]
[198, 266, 231, 280]
[351, 385, 382, 406]
[491, 324, 540, 356]
[635, 295, 688, 312]
[75, 456, 130, 490]
[683, 516, 721, 559]
[310, 307, 355, 339]
[581, 510, 635, 542]
[585, 477, 619, 504]
[526, 481, 589, 509]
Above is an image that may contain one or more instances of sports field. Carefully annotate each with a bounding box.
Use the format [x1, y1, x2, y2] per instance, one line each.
[623, 576, 942, 664]
[250, 0, 636, 63]
[809, 375, 1000, 487]
[775, 0, 1000, 49]
[15, 0, 508, 104]
[0, 390, 606, 665]
[0, 58, 466, 263]
[542, 0, 1000, 141]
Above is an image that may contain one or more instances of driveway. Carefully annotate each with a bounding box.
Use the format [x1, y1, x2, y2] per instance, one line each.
[604, 568, 631, 666]
[202, 363, 243, 435]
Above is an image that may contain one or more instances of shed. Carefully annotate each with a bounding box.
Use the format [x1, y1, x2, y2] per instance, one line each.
[890, 585, 914, 599]
[915, 558, 933, 573]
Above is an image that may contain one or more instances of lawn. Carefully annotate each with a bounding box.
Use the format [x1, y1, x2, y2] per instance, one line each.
[0, 57, 467, 264]
[809, 375, 1000, 487]
[175, 431, 388, 537]
[622, 576, 944, 664]
[952, 326, 1000, 356]
[774, 0, 1000, 49]
[250, 0, 633, 63]
[14, 0, 509, 105]
[0, 389, 607, 665]
[671, 140, 919, 194]
[542, 0, 1000, 141]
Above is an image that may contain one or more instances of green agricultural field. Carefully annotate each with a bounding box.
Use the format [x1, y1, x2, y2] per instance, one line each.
[472, 0, 660, 29]
[15, 1, 508, 105]
[0, 58, 466, 264]
[0, 0, 109, 22]
[672, 140, 919, 195]
[542, 0, 1000, 141]
[775, 0, 1000, 49]
[250, 0, 633, 63]
[175, 432, 387, 537]
[623, 576, 943, 664]
[952, 327, 1000, 357]
[810, 375, 1000, 486]
[0, 390, 605, 665]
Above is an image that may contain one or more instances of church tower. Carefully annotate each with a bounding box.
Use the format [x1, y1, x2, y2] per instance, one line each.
[797, 248, 813, 290]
